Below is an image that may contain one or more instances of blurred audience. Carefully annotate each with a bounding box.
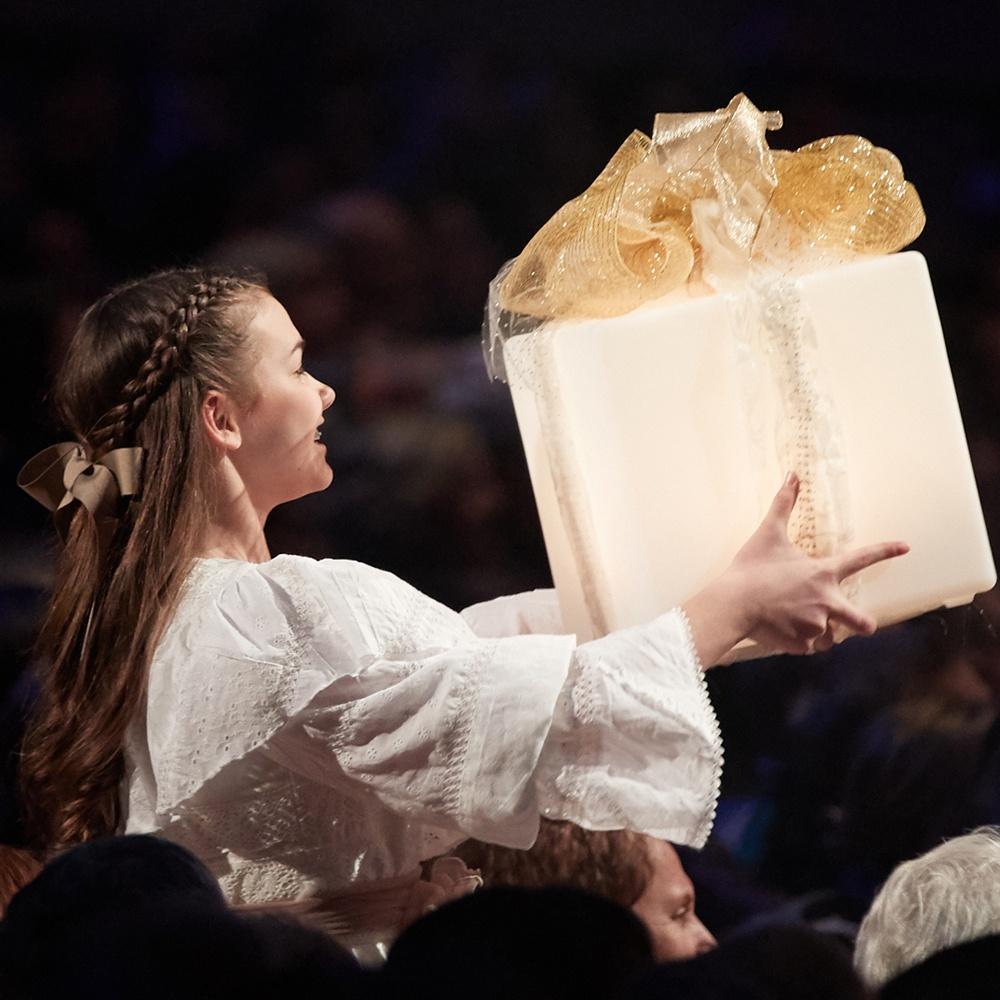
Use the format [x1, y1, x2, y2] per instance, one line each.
[833, 616, 1000, 903]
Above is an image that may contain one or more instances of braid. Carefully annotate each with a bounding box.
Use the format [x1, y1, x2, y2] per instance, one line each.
[91, 275, 246, 452]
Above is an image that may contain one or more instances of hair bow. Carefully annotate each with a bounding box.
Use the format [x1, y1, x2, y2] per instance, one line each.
[17, 443, 144, 541]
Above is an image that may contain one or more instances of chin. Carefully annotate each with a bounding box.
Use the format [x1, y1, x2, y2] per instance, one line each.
[276, 471, 334, 507]
[312, 464, 335, 493]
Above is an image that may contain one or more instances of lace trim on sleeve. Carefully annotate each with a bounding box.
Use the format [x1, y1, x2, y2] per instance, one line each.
[440, 641, 491, 822]
[675, 607, 723, 845]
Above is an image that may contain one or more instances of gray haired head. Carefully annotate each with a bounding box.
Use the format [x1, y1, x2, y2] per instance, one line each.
[854, 826, 1000, 988]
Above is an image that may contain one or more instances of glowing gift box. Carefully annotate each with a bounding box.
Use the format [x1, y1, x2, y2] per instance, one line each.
[485, 95, 995, 648]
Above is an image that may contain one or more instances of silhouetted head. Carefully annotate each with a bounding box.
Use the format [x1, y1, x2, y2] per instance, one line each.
[385, 884, 653, 1000]
[880, 931, 1000, 1000]
[624, 924, 867, 1000]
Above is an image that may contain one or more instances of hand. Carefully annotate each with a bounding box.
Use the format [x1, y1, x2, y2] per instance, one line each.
[683, 472, 909, 665]
[727, 472, 909, 655]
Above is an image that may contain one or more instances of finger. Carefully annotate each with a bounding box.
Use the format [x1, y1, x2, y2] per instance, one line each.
[764, 472, 800, 529]
[794, 615, 830, 641]
[812, 629, 836, 653]
[828, 600, 877, 636]
[787, 638, 815, 656]
[834, 541, 909, 582]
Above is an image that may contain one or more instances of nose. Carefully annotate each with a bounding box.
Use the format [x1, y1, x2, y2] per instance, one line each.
[693, 919, 717, 955]
[318, 380, 336, 410]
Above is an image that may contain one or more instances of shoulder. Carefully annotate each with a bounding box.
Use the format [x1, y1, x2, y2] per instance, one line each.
[178, 554, 409, 616]
[266, 555, 434, 632]
[173, 555, 472, 661]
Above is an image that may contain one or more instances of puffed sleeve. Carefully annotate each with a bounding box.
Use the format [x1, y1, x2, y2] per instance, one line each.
[259, 559, 578, 850]
[460, 589, 565, 637]
[150, 555, 721, 850]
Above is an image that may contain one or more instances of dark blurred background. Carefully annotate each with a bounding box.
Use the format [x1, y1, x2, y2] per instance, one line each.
[3, 0, 1000, 932]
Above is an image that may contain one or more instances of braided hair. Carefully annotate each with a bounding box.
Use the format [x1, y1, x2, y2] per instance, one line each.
[22, 267, 268, 848]
[83, 274, 253, 453]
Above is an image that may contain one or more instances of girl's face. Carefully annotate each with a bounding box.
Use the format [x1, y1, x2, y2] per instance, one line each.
[230, 294, 336, 513]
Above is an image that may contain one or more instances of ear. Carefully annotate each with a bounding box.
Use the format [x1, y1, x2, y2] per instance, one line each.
[201, 390, 243, 452]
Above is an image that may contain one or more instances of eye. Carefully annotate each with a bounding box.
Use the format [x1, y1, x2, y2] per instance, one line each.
[295, 367, 307, 377]
[671, 906, 691, 921]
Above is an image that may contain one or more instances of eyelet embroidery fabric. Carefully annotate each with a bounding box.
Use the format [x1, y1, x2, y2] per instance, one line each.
[126, 556, 723, 906]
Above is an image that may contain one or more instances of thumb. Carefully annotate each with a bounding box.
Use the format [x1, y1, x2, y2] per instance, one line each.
[765, 471, 800, 530]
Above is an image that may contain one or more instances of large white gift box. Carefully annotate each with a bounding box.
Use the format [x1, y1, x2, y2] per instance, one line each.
[503, 250, 995, 645]
[489, 96, 995, 650]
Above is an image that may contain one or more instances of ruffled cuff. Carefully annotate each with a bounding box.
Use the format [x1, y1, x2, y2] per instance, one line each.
[533, 608, 722, 848]
[452, 632, 577, 847]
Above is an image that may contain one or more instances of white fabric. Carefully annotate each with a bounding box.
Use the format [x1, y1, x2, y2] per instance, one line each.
[124, 555, 722, 905]
[460, 589, 565, 638]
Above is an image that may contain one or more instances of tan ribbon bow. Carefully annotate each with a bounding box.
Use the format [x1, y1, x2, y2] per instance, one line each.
[17, 443, 144, 541]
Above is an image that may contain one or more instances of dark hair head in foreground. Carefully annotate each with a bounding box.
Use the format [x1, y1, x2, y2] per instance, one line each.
[2, 901, 367, 999]
[623, 923, 869, 1000]
[383, 884, 653, 1000]
[880, 931, 1000, 1000]
[2, 833, 224, 933]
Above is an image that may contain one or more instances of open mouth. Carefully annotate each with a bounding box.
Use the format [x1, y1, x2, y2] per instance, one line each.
[314, 425, 324, 442]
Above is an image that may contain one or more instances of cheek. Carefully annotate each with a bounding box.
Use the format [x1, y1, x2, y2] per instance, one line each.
[244, 415, 287, 459]
[632, 899, 692, 963]
[647, 922, 693, 963]
[245, 393, 308, 453]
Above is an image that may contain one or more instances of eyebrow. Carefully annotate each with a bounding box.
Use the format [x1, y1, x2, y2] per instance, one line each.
[289, 338, 305, 356]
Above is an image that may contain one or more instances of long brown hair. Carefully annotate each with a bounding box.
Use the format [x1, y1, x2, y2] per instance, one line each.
[20, 267, 266, 849]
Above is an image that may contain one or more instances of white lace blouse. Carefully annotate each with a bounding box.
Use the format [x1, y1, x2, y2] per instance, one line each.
[124, 555, 722, 905]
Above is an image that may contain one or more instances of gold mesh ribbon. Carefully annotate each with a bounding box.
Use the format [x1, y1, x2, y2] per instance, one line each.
[497, 93, 925, 319]
[498, 131, 692, 321]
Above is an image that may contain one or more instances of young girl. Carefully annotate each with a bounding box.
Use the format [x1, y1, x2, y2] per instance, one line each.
[18, 267, 906, 956]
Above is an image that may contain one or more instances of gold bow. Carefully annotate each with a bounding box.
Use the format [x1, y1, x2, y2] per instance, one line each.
[499, 93, 925, 320]
[17, 443, 144, 541]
